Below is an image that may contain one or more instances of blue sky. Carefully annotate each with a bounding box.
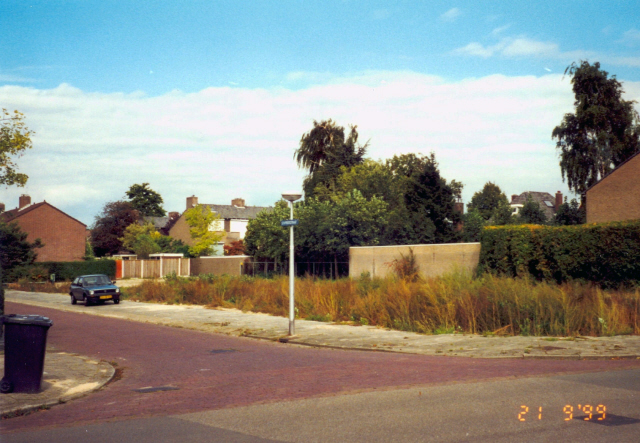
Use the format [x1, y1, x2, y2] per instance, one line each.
[1, 1, 639, 225]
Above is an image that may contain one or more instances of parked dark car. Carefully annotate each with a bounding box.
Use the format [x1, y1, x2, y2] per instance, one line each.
[70, 274, 121, 306]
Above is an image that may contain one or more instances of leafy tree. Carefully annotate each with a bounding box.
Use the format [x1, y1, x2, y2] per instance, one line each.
[1, 108, 34, 322]
[461, 209, 485, 242]
[297, 191, 388, 269]
[184, 204, 224, 257]
[0, 221, 43, 276]
[125, 183, 166, 217]
[294, 119, 368, 198]
[155, 236, 190, 256]
[554, 198, 585, 226]
[489, 199, 516, 226]
[518, 196, 548, 225]
[244, 200, 290, 263]
[389, 153, 461, 244]
[120, 222, 162, 259]
[1, 108, 33, 187]
[468, 182, 510, 221]
[91, 201, 140, 257]
[224, 240, 245, 256]
[84, 237, 95, 260]
[552, 61, 640, 194]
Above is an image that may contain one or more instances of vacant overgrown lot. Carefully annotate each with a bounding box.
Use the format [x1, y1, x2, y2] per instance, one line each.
[9, 272, 639, 337]
[116, 273, 639, 337]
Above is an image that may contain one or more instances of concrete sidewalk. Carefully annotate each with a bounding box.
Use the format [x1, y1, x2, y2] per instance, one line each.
[0, 338, 114, 417]
[3, 289, 640, 418]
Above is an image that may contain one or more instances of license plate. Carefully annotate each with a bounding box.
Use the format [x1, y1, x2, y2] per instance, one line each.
[100, 295, 112, 299]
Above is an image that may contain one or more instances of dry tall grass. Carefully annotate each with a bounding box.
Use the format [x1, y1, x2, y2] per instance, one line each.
[121, 272, 640, 337]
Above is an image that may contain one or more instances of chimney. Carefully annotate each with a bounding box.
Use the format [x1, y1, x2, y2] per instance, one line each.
[454, 202, 464, 214]
[555, 191, 563, 212]
[232, 198, 245, 208]
[0, 202, 5, 212]
[511, 194, 518, 203]
[19, 194, 31, 209]
[186, 195, 198, 210]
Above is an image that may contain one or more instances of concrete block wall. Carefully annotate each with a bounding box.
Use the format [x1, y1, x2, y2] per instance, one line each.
[349, 243, 481, 279]
[190, 255, 250, 276]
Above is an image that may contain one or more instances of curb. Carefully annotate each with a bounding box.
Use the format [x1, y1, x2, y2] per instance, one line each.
[0, 357, 116, 419]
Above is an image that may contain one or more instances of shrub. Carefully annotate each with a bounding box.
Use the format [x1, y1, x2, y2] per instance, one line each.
[3, 260, 117, 282]
[478, 221, 640, 288]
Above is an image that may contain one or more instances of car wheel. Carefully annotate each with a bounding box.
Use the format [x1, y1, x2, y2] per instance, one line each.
[114, 298, 120, 304]
[71, 295, 77, 305]
[85, 297, 92, 306]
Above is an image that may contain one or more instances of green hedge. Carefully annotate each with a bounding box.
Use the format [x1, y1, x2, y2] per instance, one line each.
[478, 221, 640, 288]
[5, 260, 116, 282]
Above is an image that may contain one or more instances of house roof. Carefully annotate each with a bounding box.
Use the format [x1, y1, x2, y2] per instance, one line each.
[510, 191, 557, 220]
[0, 201, 87, 227]
[143, 216, 171, 229]
[202, 204, 271, 220]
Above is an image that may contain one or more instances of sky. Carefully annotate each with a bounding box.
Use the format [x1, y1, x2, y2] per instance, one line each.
[1, 0, 639, 226]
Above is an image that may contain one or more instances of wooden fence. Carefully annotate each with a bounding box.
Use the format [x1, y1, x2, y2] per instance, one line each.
[118, 258, 190, 279]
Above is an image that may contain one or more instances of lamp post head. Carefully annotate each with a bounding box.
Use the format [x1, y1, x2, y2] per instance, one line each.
[281, 192, 302, 202]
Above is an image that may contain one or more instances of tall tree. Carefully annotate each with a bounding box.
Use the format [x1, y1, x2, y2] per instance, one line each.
[461, 209, 485, 242]
[552, 61, 640, 194]
[0, 108, 34, 324]
[120, 222, 162, 259]
[294, 119, 368, 198]
[91, 201, 140, 257]
[184, 204, 224, 257]
[554, 198, 585, 226]
[1, 108, 33, 187]
[518, 196, 548, 225]
[468, 182, 510, 221]
[0, 221, 43, 278]
[125, 183, 166, 217]
[388, 153, 461, 244]
[244, 200, 290, 263]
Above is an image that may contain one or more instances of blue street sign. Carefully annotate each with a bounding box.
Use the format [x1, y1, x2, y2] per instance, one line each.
[280, 219, 299, 227]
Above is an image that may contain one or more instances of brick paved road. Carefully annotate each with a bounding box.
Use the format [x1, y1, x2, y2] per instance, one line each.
[3, 301, 640, 434]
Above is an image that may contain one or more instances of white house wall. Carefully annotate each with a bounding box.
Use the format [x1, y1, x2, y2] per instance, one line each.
[229, 219, 249, 239]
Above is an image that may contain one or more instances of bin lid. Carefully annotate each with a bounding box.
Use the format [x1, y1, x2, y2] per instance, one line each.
[1, 314, 53, 327]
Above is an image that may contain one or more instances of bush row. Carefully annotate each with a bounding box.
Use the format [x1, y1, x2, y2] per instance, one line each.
[478, 221, 640, 288]
[4, 260, 116, 282]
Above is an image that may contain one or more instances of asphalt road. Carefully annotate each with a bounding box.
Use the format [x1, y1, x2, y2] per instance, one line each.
[3, 301, 640, 442]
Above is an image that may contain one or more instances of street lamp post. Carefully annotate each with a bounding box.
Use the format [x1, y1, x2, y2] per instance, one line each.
[281, 192, 302, 336]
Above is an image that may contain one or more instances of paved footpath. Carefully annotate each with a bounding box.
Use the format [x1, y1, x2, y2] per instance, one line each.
[3, 290, 640, 428]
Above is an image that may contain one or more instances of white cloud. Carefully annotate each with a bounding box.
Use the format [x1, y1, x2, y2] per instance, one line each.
[440, 8, 461, 22]
[501, 38, 559, 57]
[618, 28, 640, 46]
[453, 35, 640, 68]
[2, 72, 639, 225]
[490, 24, 511, 36]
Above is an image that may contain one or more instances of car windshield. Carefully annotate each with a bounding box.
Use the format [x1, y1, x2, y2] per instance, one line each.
[84, 276, 111, 286]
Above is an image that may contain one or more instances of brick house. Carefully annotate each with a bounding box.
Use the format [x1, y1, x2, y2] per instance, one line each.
[169, 196, 271, 254]
[0, 195, 87, 262]
[586, 151, 640, 223]
[510, 191, 563, 222]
